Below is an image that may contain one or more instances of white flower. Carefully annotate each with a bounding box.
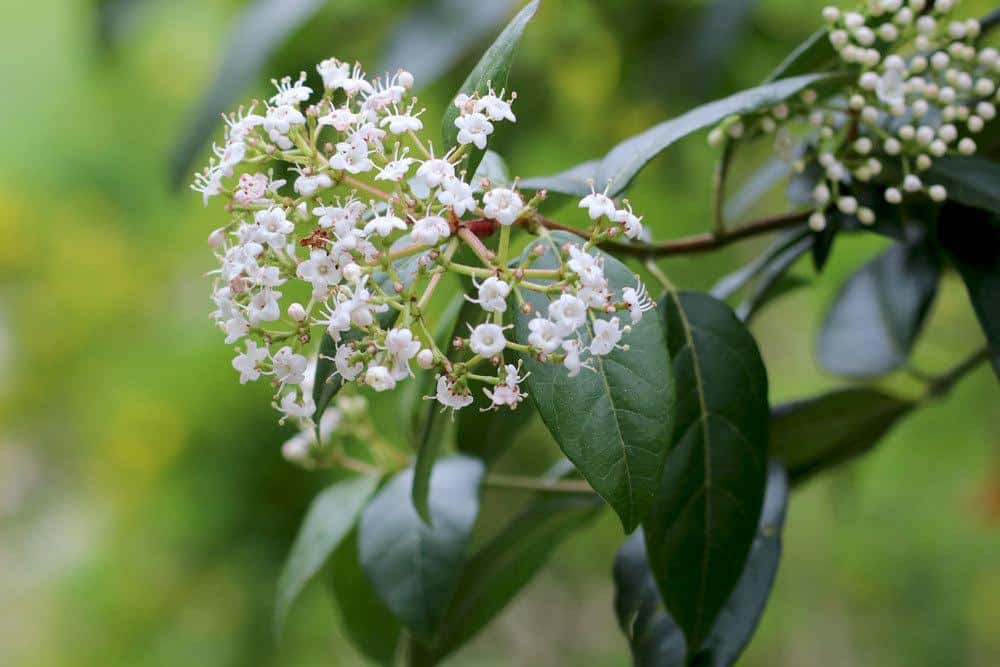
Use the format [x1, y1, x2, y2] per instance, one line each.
[272, 346, 309, 385]
[333, 344, 364, 380]
[432, 375, 473, 411]
[579, 183, 616, 220]
[247, 289, 282, 325]
[297, 250, 342, 297]
[347, 279, 389, 327]
[416, 158, 455, 187]
[329, 138, 373, 174]
[363, 212, 407, 238]
[437, 176, 477, 216]
[314, 199, 365, 230]
[317, 58, 350, 90]
[380, 107, 424, 134]
[263, 104, 305, 136]
[254, 207, 294, 248]
[192, 164, 223, 205]
[385, 328, 421, 365]
[411, 215, 451, 246]
[234, 172, 269, 205]
[270, 73, 313, 106]
[224, 314, 250, 344]
[483, 188, 524, 226]
[622, 279, 655, 324]
[467, 276, 510, 313]
[469, 322, 508, 357]
[454, 112, 494, 150]
[318, 107, 358, 132]
[232, 340, 268, 384]
[484, 377, 526, 408]
[365, 364, 396, 391]
[476, 88, 517, 122]
[590, 317, 623, 356]
[213, 141, 246, 177]
[548, 294, 588, 336]
[248, 264, 286, 289]
[527, 316, 563, 354]
[613, 203, 644, 240]
[562, 339, 589, 377]
[317, 300, 352, 340]
[293, 170, 333, 197]
[277, 390, 316, 422]
[375, 156, 416, 182]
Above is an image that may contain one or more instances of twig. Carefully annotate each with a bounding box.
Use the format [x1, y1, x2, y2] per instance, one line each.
[531, 210, 811, 258]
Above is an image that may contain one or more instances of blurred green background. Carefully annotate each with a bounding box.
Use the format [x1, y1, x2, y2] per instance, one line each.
[1, 0, 998, 665]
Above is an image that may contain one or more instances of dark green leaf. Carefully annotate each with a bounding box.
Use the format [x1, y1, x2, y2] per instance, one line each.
[692, 463, 788, 666]
[817, 241, 941, 378]
[456, 392, 534, 463]
[329, 530, 402, 666]
[413, 495, 603, 665]
[613, 531, 687, 667]
[513, 232, 675, 533]
[937, 203, 1000, 378]
[615, 465, 788, 667]
[648, 291, 769, 651]
[441, 0, 539, 172]
[358, 455, 485, 640]
[763, 28, 837, 82]
[170, 0, 325, 188]
[521, 74, 831, 198]
[928, 156, 1000, 219]
[770, 388, 914, 484]
[378, 0, 517, 84]
[275, 474, 379, 637]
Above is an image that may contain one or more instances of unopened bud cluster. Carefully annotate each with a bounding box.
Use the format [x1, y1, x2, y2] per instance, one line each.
[194, 57, 651, 432]
[708, 0, 999, 231]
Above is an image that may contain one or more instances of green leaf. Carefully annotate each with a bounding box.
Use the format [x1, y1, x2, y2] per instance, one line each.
[358, 455, 485, 640]
[472, 149, 512, 186]
[169, 0, 325, 188]
[96, 0, 155, 49]
[647, 291, 769, 652]
[412, 495, 603, 665]
[377, 0, 518, 84]
[817, 240, 941, 378]
[615, 465, 788, 667]
[312, 243, 431, 432]
[521, 74, 831, 198]
[441, 0, 539, 171]
[763, 28, 837, 82]
[770, 388, 914, 484]
[329, 530, 402, 667]
[928, 156, 1000, 219]
[937, 203, 1000, 378]
[512, 232, 675, 533]
[710, 227, 810, 300]
[735, 235, 813, 322]
[274, 474, 379, 638]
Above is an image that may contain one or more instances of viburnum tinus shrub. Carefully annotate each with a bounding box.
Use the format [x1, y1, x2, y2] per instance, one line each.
[193, 0, 1000, 663]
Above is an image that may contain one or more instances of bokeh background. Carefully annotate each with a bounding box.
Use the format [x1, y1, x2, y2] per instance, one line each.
[2, 0, 999, 665]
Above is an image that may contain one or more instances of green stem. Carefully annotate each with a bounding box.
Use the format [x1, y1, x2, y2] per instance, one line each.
[484, 474, 595, 495]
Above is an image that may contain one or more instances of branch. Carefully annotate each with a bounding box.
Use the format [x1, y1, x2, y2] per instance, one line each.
[484, 473, 595, 495]
[532, 210, 811, 258]
[924, 347, 992, 400]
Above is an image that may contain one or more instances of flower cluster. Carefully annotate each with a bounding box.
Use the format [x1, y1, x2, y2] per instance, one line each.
[194, 57, 651, 434]
[708, 0, 1000, 231]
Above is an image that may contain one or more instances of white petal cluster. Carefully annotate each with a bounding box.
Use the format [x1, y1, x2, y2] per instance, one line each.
[707, 1, 1000, 231]
[194, 57, 652, 436]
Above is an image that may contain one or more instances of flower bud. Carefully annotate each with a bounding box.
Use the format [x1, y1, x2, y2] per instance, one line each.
[903, 175, 922, 193]
[928, 185, 948, 202]
[398, 70, 414, 89]
[885, 187, 903, 204]
[416, 349, 434, 369]
[808, 212, 827, 232]
[288, 302, 307, 322]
